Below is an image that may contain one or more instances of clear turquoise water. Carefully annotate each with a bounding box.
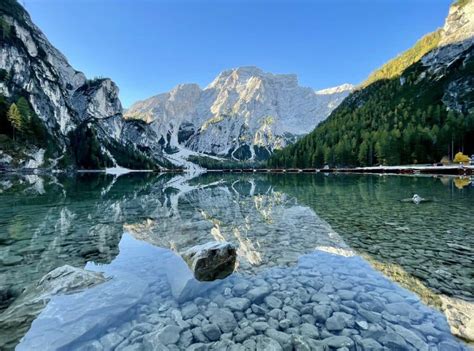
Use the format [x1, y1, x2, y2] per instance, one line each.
[0, 173, 472, 350]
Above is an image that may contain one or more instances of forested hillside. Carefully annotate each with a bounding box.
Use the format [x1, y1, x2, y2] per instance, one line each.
[363, 31, 442, 87]
[269, 58, 474, 168]
[268, 2, 474, 168]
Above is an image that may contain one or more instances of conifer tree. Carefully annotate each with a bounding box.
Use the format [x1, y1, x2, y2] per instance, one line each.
[7, 103, 22, 141]
[16, 97, 31, 122]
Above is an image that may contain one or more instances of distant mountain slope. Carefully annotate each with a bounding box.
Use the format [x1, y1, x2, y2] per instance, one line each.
[362, 30, 442, 87]
[268, 0, 474, 168]
[0, 0, 172, 170]
[125, 67, 353, 162]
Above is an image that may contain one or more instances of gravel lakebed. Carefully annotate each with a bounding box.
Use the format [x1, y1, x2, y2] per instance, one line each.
[20, 237, 468, 351]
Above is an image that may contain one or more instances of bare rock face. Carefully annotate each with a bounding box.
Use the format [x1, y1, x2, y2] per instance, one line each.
[0, 2, 167, 169]
[416, 0, 474, 115]
[0, 6, 124, 140]
[422, 0, 474, 76]
[125, 67, 353, 162]
[181, 241, 237, 281]
[438, 0, 474, 48]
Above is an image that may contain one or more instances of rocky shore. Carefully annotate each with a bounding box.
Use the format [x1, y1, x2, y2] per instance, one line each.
[18, 237, 468, 351]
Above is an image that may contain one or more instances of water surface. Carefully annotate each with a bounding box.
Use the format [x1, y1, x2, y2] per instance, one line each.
[0, 173, 472, 350]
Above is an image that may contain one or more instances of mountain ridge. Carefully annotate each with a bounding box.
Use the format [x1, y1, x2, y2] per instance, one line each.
[125, 67, 353, 163]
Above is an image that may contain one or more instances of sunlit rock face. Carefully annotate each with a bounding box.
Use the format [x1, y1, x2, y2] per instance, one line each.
[423, 0, 474, 70]
[421, 0, 474, 114]
[125, 67, 353, 161]
[0, 16, 85, 139]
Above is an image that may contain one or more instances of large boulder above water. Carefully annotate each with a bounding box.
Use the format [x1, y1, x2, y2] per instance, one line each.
[440, 295, 474, 342]
[181, 241, 237, 281]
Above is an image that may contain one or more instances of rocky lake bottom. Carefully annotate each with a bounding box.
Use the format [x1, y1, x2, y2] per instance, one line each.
[0, 172, 472, 350]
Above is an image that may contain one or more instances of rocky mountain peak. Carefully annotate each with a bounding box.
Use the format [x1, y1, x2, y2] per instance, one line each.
[168, 83, 202, 104]
[209, 66, 263, 84]
[171, 83, 201, 93]
[316, 83, 354, 95]
[439, 0, 474, 47]
[207, 66, 299, 90]
[125, 67, 354, 164]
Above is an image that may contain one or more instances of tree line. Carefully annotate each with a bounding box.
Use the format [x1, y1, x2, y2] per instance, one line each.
[268, 44, 474, 168]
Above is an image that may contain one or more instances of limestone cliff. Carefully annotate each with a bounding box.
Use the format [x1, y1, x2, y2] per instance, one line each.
[125, 67, 353, 162]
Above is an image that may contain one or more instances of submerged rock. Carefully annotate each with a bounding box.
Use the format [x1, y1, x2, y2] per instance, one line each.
[202, 323, 221, 341]
[181, 241, 237, 281]
[35, 265, 108, 295]
[209, 309, 238, 333]
[157, 325, 182, 345]
[0, 265, 107, 349]
[224, 297, 251, 311]
[16, 270, 147, 351]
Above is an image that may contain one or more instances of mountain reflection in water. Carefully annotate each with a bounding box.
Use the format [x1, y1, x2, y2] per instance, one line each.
[0, 172, 472, 350]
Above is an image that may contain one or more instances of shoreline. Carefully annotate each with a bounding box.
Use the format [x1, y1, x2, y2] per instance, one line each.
[207, 165, 474, 176]
[1, 165, 473, 176]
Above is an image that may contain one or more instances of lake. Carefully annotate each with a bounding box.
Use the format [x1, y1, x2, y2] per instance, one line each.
[0, 172, 472, 350]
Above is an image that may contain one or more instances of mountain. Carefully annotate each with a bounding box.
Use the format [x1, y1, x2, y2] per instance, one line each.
[0, 1, 352, 171]
[0, 0, 173, 171]
[125, 67, 353, 163]
[268, 0, 474, 168]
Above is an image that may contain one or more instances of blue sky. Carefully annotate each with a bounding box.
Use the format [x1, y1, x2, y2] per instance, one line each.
[25, 0, 452, 107]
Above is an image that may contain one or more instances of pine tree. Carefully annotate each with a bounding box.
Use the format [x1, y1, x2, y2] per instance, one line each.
[7, 103, 22, 141]
[16, 97, 31, 122]
[358, 141, 369, 166]
[16, 97, 33, 139]
[0, 18, 11, 40]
